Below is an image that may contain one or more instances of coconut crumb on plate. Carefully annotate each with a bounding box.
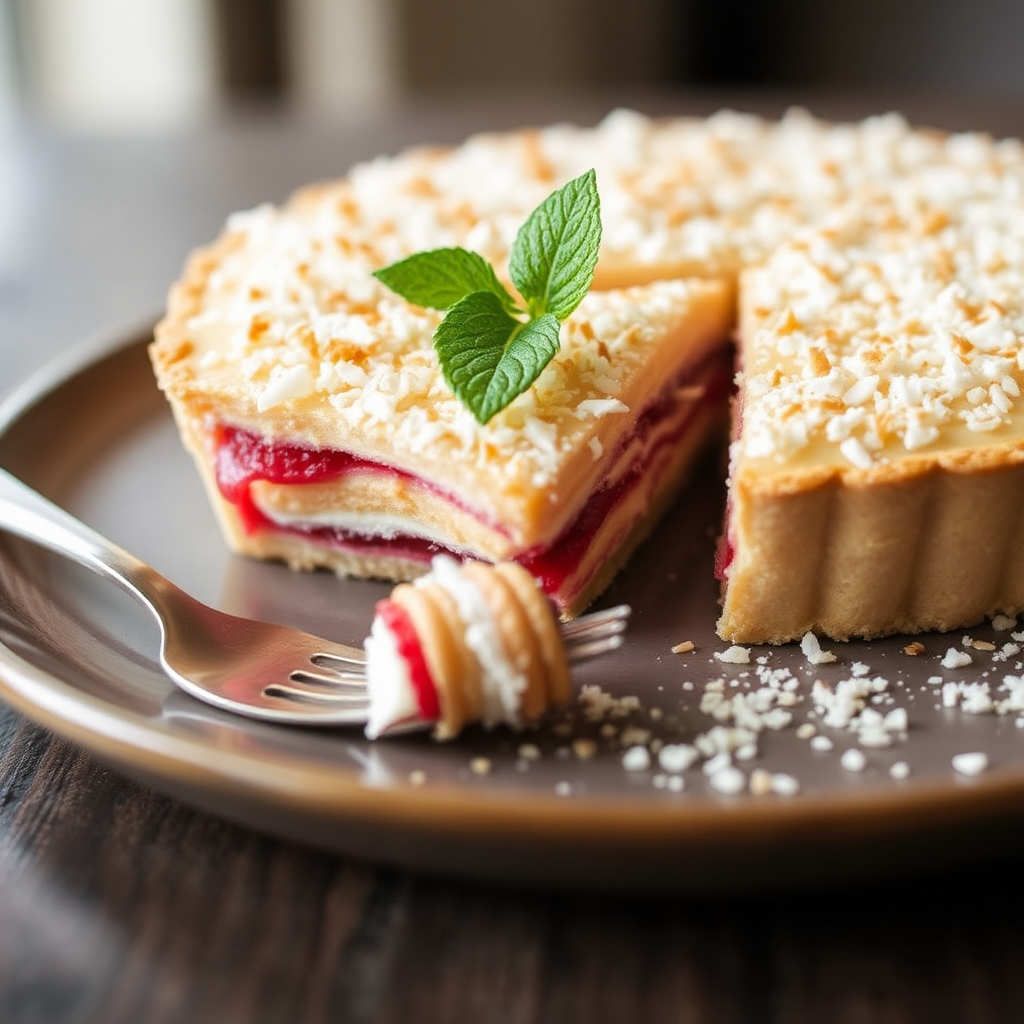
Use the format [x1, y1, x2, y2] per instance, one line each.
[951, 752, 989, 777]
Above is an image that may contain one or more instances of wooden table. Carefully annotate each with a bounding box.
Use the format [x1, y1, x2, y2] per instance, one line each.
[2, 92, 1024, 1023]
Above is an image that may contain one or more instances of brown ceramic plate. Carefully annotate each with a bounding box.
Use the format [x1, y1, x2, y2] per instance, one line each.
[2, 325, 1024, 891]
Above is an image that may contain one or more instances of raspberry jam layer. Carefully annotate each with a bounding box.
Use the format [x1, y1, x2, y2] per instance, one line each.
[214, 424, 501, 562]
[714, 389, 743, 581]
[216, 427, 467, 535]
[522, 350, 732, 595]
[213, 349, 733, 604]
[374, 599, 440, 720]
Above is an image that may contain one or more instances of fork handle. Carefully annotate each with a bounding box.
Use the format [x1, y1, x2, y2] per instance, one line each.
[0, 465, 171, 616]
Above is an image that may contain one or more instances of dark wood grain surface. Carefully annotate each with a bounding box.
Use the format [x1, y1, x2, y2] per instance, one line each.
[4, 700, 1024, 1024]
[3, 91, 1024, 1024]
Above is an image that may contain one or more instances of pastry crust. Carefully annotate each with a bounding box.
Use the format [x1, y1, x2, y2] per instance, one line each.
[390, 581, 480, 739]
[461, 562, 548, 723]
[719, 458, 1024, 643]
[493, 562, 571, 706]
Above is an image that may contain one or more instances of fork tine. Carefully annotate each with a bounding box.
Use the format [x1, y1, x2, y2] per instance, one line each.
[312, 650, 367, 668]
[564, 619, 629, 643]
[289, 669, 367, 688]
[259, 601, 633, 717]
[562, 623, 629, 652]
[560, 604, 631, 638]
[564, 634, 625, 659]
[265, 681, 372, 706]
[565, 633, 625, 663]
[291, 603, 631, 699]
[277, 601, 632, 710]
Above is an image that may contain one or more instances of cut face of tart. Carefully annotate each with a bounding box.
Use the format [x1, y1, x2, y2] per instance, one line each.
[153, 251, 732, 617]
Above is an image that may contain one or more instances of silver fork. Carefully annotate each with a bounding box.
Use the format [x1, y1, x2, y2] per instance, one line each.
[0, 466, 629, 730]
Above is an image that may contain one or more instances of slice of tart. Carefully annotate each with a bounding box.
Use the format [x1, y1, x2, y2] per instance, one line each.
[718, 189, 1024, 642]
[152, 215, 733, 616]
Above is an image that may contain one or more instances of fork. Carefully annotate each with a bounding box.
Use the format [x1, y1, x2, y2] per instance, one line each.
[0, 466, 629, 730]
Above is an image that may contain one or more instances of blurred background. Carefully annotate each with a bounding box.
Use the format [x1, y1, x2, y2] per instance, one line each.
[1, 0, 1023, 391]
[0, 0, 1022, 132]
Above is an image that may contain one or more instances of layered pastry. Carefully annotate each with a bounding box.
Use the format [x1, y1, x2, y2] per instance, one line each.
[364, 556, 571, 739]
[153, 108, 1024, 641]
[152, 244, 732, 616]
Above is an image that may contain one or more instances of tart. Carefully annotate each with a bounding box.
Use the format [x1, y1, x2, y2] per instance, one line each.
[152, 108, 1024, 641]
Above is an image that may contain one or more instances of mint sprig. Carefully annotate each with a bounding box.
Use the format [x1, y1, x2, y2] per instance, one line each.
[373, 168, 601, 424]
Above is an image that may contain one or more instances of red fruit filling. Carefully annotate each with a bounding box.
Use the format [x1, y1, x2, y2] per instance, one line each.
[212, 348, 734, 603]
[214, 425, 498, 536]
[713, 389, 743, 581]
[713, 520, 735, 581]
[520, 350, 733, 593]
[373, 599, 441, 720]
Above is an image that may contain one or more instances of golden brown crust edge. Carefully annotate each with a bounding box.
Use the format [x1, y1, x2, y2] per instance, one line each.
[151, 231, 237, 392]
[718, 459, 1024, 643]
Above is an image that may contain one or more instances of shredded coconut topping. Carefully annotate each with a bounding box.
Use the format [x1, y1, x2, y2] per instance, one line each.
[363, 614, 419, 739]
[167, 108, 1024, 500]
[740, 163, 1024, 465]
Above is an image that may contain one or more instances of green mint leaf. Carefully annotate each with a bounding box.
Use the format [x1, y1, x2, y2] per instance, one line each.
[433, 292, 560, 424]
[373, 247, 519, 312]
[374, 173, 603, 422]
[509, 168, 601, 321]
